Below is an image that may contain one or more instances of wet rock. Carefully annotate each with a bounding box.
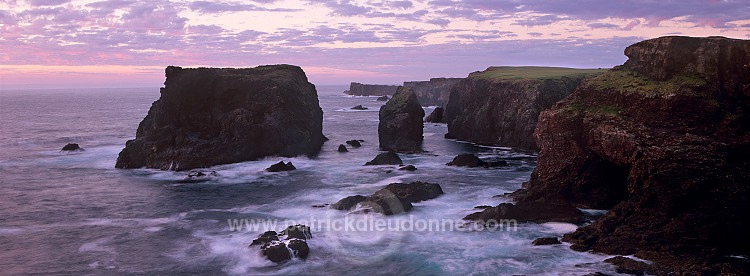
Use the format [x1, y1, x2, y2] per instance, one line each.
[446, 154, 507, 168]
[398, 165, 417, 171]
[351, 105, 368, 110]
[337, 144, 348, 152]
[365, 151, 403, 165]
[464, 201, 584, 223]
[250, 231, 279, 246]
[604, 256, 652, 276]
[360, 189, 414, 215]
[376, 95, 389, 101]
[346, 140, 362, 147]
[265, 161, 296, 172]
[61, 143, 83, 151]
[532, 237, 562, 246]
[382, 181, 443, 203]
[262, 241, 291, 262]
[378, 87, 424, 152]
[331, 195, 367, 210]
[281, 224, 312, 240]
[250, 225, 312, 262]
[115, 65, 325, 171]
[287, 238, 310, 259]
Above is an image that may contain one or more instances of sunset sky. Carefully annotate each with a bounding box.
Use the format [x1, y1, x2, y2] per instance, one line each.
[1, 0, 749, 89]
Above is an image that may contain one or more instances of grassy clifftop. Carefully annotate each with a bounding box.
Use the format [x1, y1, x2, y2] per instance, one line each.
[471, 66, 607, 80]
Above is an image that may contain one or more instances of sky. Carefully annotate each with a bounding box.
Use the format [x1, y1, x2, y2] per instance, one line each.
[1, 0, 749, 89]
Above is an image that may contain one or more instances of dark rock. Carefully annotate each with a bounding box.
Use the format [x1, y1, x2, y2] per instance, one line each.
[604, 256, 652, 276]
[443, 67, 602, 151]
[532, 237, 562, 246]
[376, 95, 389, 101]
[447, 154, 507, 168]
[425, 107, 444, 123]
[115, 65, 325, 171]
[250, 231, 279, 246]
[337, 144, 348, 152]
[464, 201, 584, 223]
[61, 143, 83, 151]
[351, 104, 368, 110]
[346, 140, 362, 147]
[265, 161, 296, 172]
[382, 181, 443, 203]
[515, 36, 750, 274]
[398, 165, 417, 171]
[287, 238, 310, 259]
[444, 133, 456, 139]
[474, 205, 492, 209]
[360, 189, 414, 215]
[311, 204, 328, 208]
[344, 82, 399, 96]
[403, 78, 463, 107]
[187, 171, 218, 178]
[262, 241, 291, 262]
[365, 151, 403, 165]
[281, 224, 312, 240]
[378, 87, 424, 152]
[331, 195, 367, 210]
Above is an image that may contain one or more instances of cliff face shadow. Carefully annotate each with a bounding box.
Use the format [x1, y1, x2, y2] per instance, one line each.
[572, 155, 631, 210]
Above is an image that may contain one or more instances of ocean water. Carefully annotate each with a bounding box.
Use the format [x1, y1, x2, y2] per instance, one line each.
[0, 86, 621, 275]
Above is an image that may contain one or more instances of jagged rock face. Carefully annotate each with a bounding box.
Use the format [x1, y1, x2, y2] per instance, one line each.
[444, 68, 595, 151]
[424, 107, 444, 123]
[115, 65, 325, 171]
[378, 87, 424, 152]
[515, 36, 750, 274]
[403, 78, 463, 106]
[344, 82, 399, 96]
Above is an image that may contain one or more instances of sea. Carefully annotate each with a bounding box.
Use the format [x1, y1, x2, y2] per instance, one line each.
[0, 86, 623, 275]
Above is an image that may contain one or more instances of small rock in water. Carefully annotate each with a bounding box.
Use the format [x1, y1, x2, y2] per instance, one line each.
[365, 151, 402, 165]
[262, 241, 291, 262]
[351, 104, 368, 110]
[249, 225, 313, 262]
[265, 161, 296, 172]
[532, 237, 562, 246]
[398, 165, 417, 171]
[61, 143, 83, 151]
[187, 171, 218, 178]
[346, 140, 362, 147]
[376, 95, 389, 101]
[331, 195, 367, 210]
[447, 154, 507, 168]
[337, 144, 348, 152]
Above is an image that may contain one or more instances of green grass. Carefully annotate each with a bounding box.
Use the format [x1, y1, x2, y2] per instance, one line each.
[589, 69, 707, 96]
[471, 66, 607, 80]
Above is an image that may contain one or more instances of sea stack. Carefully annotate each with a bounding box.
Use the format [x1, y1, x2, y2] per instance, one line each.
[377, 87, 424, 152]
[115, 65, 326, 171]
[443, 66, 603, 150]
[514, 36, 750, 274]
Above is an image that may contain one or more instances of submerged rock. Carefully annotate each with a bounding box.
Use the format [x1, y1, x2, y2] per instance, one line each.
[446, 154, 507, 168]
[364, 151, 403, 165]
[337, 144, 348, 152]
[346, 140, 362, 147]
[382, 181, 443, 203]
[331, 195, 367, 210]
[351, 105, 368, 110]
[398, 165, 417, 171]
[376, 95, 389, 101]
[532, 237, 562, 246]
[360, 189, 414, 215]
[61, 143, 83, 151]
[464, 201, 584, 224]
[378, 87, 424, 152]
[115, 65, 325, 171]
[265, 161, 296, 172]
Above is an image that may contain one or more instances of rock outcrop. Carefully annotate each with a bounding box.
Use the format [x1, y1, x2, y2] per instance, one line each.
[443, 66, 604, 150]
[115, 65, 325, 171]
[446, 154, 507, 168]
[265, 161, 296, 172]
[364, 151, 402, 165]
[249, 225, 312, 262]
[424, 107, 444, 123]
[344, 82, 399, 96]
[61, 143, 83, 151]
[463, 202, 584, 224]
[403, 78, 463, 106]
[333, 182, 443, 215]
[513, 36, 750, 274]
[378, 87, 424, 152]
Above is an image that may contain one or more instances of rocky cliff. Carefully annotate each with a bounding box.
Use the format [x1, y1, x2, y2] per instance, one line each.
[513, 36, 750, 274]
[403, 78, 463, 106]
[443, 67, 604, 150]
[344, 82, 399, 96]
[115, 65, 326, 171]
[378, 87, 424, 152]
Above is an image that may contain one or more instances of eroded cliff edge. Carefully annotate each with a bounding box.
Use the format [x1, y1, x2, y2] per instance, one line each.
[444, 67, 604, 150]
[514, 36, 750, 274]
[115, 65, 325, 171]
